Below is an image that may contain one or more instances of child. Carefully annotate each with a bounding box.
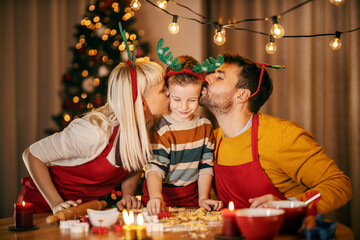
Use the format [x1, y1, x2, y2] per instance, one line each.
[142, 55, 223, 215]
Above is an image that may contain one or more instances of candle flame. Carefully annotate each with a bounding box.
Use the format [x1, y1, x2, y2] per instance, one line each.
[129, 210, 135, 224]
[137, 213, 144, 225]
[22, 201, 26, 207]
[123, 209, 130, 225]
[229, 201, 234, 211]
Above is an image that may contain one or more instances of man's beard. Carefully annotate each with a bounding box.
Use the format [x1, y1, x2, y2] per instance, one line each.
[200, 87, 234, 116]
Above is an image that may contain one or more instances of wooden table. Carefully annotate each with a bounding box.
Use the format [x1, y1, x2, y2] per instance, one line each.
[0, 213, 354, 240]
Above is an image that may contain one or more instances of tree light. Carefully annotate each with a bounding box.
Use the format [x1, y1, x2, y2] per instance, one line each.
[329, 0, 345, 6]
[270, 16, 285, 38]
[168, 15, 179, 34]
[329, 31, 342, 50]
[213, 25, 226, 45]
[130, 0, 141, 11]
[157, 0, 168, 9]
[265, 36, 276, 54]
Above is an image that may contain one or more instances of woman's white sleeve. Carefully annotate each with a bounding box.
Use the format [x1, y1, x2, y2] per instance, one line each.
[29, 118, 107, 165]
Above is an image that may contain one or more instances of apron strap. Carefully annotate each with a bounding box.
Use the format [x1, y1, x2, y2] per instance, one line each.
[251, 114, 259, 162]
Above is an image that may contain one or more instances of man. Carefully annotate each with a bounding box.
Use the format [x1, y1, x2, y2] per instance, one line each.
[199, 54, 352, 216]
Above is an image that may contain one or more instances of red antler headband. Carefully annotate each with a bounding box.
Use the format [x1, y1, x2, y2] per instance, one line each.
[119, 22, 138, 103]
[249, 62, 286, 98]
[164, 69, 205, 82]
[157, 38, 223, 83]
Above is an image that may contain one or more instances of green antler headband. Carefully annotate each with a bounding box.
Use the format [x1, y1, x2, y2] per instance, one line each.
[157, 38, 181, 71]
[156, 38, 224, 82]
[118, 22, 138, 103]
[192, 55, 224, 74]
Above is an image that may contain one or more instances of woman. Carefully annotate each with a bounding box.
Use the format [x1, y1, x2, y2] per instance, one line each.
[18, 59, 169, 213]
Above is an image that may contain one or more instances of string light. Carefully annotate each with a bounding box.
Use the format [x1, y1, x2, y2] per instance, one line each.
[130, 0, 141, 11]
[270, 16, 285, 38]
[213, 25, 226, 45]
[141, 0, 359, 52]
[329, 0, 345, 6]
[168, 15, 179, 34]
[329, 31, 342, 50]
[265, 36, 276, 54]
[156, 0, 167, 9]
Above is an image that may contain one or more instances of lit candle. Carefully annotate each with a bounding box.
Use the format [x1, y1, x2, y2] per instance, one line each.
[123, 209, 136, 240]
[136, 213, 147, 240]
[221, 201, 240, 237]
[14, 201, 34, 229]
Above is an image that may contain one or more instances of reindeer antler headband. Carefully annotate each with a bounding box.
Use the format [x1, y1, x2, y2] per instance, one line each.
[118, 22, 138, 103]
[156, 38, 224, 83]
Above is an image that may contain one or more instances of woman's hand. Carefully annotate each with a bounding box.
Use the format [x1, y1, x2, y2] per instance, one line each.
[146, 197, 164, 216]
[52, 199, 82, 214]
[248, 194, 280, 208]
[199, 199, 224, 211]
[116, 195, 143, 211]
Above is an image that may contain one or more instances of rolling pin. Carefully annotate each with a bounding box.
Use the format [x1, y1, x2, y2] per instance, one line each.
[46, 200, 107, 224]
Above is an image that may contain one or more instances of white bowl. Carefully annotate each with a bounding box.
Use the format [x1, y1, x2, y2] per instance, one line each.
[87, 208, 119, 227]
[266, 200, 307, 208]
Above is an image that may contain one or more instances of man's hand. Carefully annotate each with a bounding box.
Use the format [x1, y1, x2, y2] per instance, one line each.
[248, 194, 280, 208]
[52, 199, 82, 214]
[116, 195, 142, 211]
[146, 197, 165, 216]
[301, 215, 317, 230]
[199, 199, 224, 211]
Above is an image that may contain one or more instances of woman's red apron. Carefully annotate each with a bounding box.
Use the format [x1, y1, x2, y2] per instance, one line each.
[17, 126, 130, 213]
[142, 180, 198, 207]
[214, 114, 286, 208]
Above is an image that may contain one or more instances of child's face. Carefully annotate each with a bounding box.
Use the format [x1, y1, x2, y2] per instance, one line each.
[168, 83, 202, 121]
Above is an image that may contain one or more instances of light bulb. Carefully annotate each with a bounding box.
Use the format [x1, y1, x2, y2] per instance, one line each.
[168, 15, 179, 34]
[329, 31, 342, 50]
[329, 38, 341, 50]
[168, 22, 179, 34]
[265, 36, 276, 54]
[130, 0, 141, 11]
[157, 0, 167, 9]
[265, 42, 277, 54]
[270, 24, 285, 38]
[329, 0, 345, 6]
[213, 26, 226, 45]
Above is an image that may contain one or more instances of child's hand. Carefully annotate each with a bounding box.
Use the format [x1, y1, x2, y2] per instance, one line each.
[147, 197, 165, 215]
[199, 199, 224, 211]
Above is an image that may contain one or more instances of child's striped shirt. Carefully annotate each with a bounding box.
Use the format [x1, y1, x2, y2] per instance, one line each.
[145, 114, 215, 187]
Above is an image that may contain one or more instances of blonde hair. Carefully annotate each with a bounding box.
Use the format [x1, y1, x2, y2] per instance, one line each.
[86, 60, 164, 172]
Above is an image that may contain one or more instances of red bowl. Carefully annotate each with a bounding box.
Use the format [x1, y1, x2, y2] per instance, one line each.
[265, 201, 307, 234]
[235, 208, 284, 240]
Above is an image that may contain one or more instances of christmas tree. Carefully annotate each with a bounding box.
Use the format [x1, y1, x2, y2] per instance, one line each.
[50, 0, 149, 133]
[50, 0, 149, 208]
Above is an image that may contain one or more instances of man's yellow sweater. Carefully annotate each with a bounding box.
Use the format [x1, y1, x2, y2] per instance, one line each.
[214, 113, 352, 214]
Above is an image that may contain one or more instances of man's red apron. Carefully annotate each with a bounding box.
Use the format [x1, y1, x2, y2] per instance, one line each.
[17, 126, 130, 213]
[214, 114, 286, 208]
[142, 180, 198, 207]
